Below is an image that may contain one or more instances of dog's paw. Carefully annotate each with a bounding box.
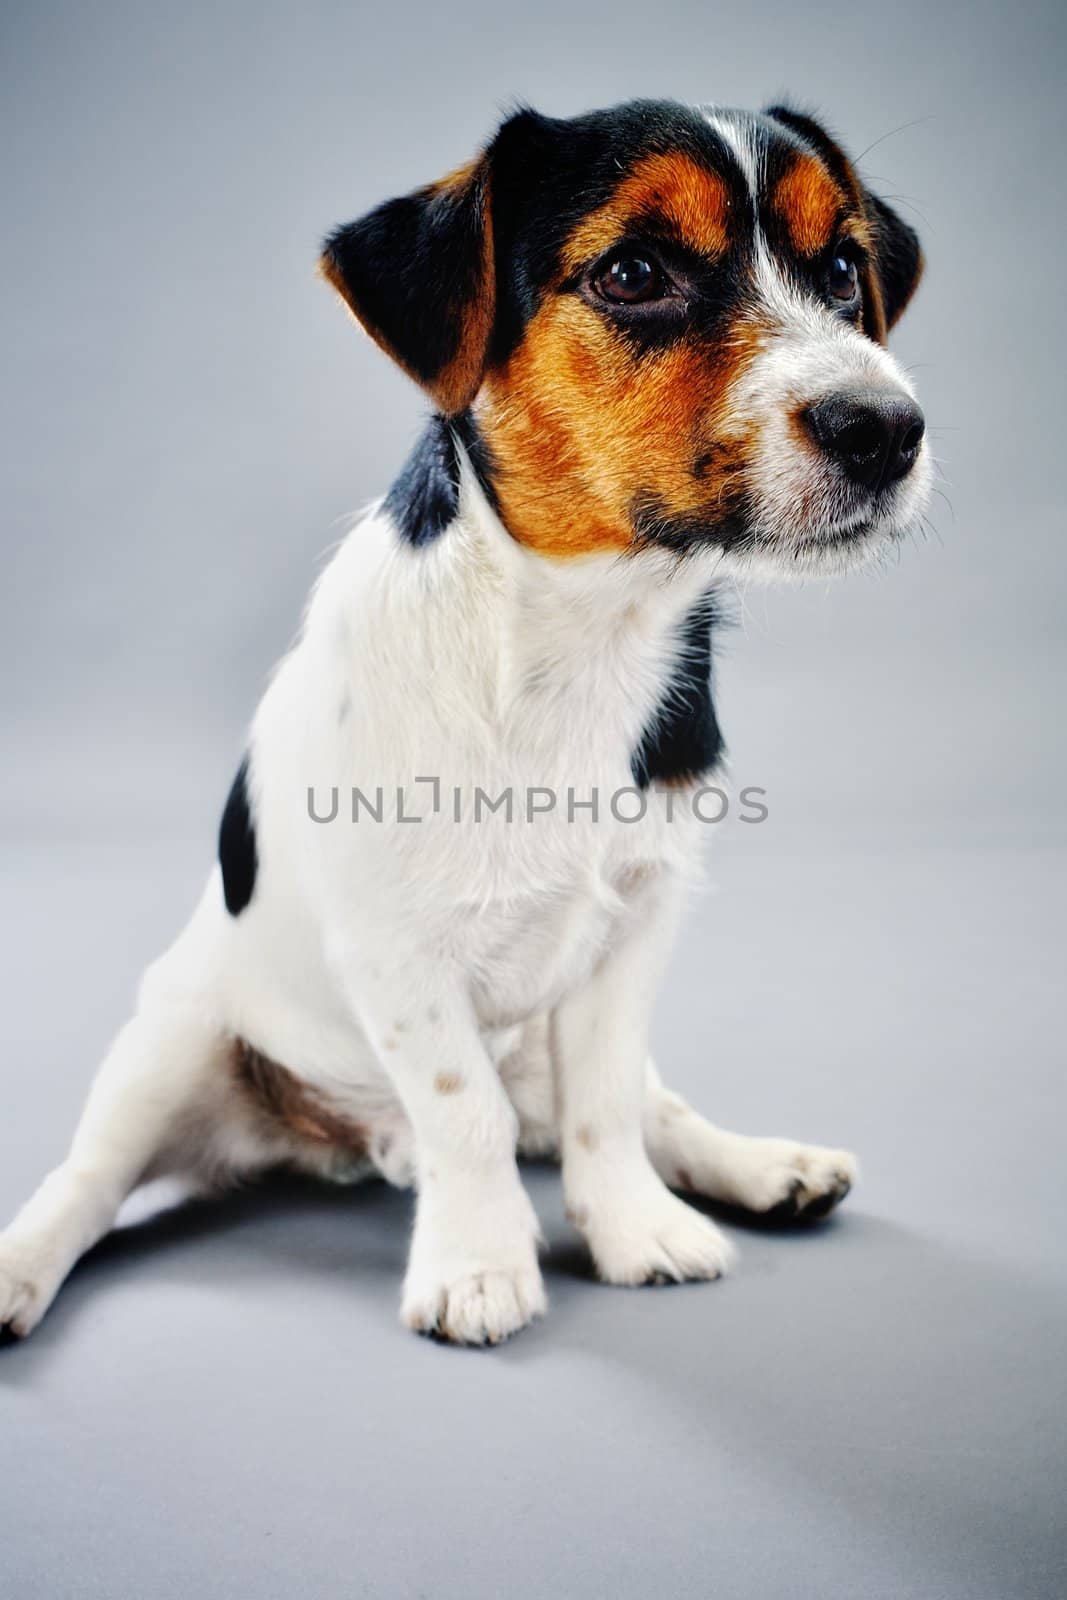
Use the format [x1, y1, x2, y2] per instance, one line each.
[704, 1138, 857, 1220]
[0, 1236, 57, 1341]
[401, 1256, 546, 1345]
[400, 1170, 545, 1344]
[577, 1183, 735, 1287]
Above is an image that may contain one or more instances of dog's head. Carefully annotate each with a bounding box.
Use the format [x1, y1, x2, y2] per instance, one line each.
[322, 101, 929, 574]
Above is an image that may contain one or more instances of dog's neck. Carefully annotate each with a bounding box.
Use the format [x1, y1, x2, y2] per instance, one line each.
[366, 412, 722, 784]
[456, 428, 712, 637]
[441, 433, 719, 771]
[470, 390, 635, 562]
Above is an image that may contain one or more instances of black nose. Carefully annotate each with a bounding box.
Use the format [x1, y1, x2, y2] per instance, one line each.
[805, 391, 925, 492]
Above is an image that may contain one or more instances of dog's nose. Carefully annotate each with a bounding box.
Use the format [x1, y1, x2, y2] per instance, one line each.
[805, 391, 925, 491]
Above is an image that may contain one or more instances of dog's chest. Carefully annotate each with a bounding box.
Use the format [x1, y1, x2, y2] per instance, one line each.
[420, 796, 695, 1027]
[282, 501, 716, 1024]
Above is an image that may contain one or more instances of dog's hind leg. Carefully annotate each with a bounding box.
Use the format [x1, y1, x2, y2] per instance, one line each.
[642, 1062, 857, 1220]
[495, 1028, 855, 1221]
[0, 988, 242, 1339]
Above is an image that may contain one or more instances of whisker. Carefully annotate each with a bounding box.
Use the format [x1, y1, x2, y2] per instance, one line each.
[855, 116, 936, 165]
[930, 486, 955, 521]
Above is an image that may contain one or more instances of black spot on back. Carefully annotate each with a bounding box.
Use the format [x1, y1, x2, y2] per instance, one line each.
[219, 757, 258, 916]
[631, 594, 725, 788]
[384, 411, 499, 547]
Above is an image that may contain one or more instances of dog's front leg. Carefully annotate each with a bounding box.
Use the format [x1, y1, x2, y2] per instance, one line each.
[332, 941, 544, 1344]
[554, 873, 733, 1286]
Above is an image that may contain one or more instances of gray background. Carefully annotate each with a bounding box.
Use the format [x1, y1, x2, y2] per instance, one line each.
[2, 2, 1065, 1596]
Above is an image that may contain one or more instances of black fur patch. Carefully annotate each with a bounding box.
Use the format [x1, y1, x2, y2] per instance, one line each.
[487, 103, 749, 367]
[630, 595, 724, 788]
[631, 491, 751, 556]
[452, 408, 501, 516]
[383, 415, 461, 547]
[864, 191, 923, 329]
[384, 411, 499, 547]
[219, 757, 258, 916]
[321, 172, 488, 394]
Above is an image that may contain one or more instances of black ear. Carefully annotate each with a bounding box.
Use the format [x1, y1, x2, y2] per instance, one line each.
[764, 105, 923, 334]
[320, 156, 494, 414]
[863, 190, 923, 331]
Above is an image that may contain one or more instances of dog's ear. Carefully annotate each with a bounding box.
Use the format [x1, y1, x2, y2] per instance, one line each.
[764, 105, 923, 335]
[862, 190, 923, 332]
[320, 155, 494, 415]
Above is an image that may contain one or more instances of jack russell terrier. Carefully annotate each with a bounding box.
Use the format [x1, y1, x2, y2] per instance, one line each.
[0, 100, 929, 1345]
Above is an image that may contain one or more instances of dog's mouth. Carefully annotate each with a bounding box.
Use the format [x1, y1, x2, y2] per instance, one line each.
[630, 449, 929, 572]
[797, 507, 878, 549]
[766, 503, 915, 576]
[632, 494, 899, 561]
[749, 460, 930, 568]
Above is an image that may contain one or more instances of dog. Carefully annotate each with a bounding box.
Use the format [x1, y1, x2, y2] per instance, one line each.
[0, 100, 929, 1346]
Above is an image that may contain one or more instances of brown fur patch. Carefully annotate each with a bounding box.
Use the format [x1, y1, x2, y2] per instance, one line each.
[562, 152, 732, 273]
[433, 1071, 465, 1096]
[231, 1039, 368, 1155]
[676, 1167, 694, 1191]
[575, 1124, 599, 1152]
[480, 304, 764, 558]
[772, 154, 843, 257]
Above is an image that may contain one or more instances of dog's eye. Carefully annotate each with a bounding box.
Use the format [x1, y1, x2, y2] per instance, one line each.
[827, 248, 860, 305]
[595, 255, 667, 305]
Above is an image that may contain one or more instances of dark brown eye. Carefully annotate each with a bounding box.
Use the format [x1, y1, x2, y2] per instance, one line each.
[827, 249, 860, 304]
[595, 255, 665, 304]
